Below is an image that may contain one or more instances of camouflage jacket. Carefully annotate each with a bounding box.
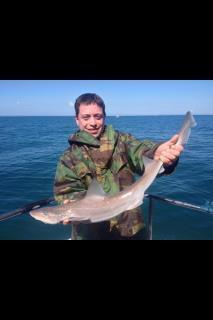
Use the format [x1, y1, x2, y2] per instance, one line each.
[54, 125, 177, 237]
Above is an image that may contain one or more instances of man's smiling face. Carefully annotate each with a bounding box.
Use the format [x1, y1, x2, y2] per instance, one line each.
[75, 103, 105, 138]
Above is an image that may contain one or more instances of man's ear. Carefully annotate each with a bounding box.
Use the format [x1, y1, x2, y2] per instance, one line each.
[75, 117, 79, 127]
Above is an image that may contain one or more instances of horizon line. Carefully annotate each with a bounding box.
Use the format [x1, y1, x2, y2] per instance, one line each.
[0, 114, 212, 117]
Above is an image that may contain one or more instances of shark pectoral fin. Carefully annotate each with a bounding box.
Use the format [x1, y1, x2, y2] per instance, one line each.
[86, 179, 107, 199]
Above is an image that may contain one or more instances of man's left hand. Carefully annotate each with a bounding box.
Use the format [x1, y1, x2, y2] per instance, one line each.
[154, 134, 184, 166]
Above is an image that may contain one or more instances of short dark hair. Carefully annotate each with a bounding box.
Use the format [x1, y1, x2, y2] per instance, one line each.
[74, 93, 106, 117]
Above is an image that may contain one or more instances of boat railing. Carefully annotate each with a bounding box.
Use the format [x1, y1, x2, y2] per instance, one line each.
[0, 198, 55, 222]
[144, 194, 213, 240]
[0, 195, 212, 240]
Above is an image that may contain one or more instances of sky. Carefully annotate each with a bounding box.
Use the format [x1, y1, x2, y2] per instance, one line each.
[0, 80, 213, 116]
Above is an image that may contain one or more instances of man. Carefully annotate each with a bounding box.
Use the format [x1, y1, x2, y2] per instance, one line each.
[54, 93, 183, 240]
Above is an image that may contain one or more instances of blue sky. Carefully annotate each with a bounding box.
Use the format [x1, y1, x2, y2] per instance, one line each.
[0, 80, 212, 116]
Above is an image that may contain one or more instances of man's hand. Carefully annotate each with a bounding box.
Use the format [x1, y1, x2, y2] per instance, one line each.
[62, 219, 72, 225]
[154, 134, 184, 166]
[61, 199, 76, 225]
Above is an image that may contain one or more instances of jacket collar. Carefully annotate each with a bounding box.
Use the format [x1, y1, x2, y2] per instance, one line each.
[68, 125, 118, 148]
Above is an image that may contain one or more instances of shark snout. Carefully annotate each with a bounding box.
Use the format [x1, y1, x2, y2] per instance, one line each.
[30, 209, 54, 224]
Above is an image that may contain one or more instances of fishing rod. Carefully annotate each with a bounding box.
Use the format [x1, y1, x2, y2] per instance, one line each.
[0, 197, 55, 222]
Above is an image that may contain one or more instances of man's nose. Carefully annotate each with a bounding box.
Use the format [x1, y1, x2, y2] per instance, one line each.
[89, 117, 97, 126]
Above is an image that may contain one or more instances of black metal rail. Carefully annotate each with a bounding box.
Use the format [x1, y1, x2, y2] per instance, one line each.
[144, 194, 213, 240]
[0, 195, 212, 241]
[0, 198, 55, 222]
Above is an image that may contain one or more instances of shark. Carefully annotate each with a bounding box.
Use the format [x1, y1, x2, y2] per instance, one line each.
[30, 111, 197, 225]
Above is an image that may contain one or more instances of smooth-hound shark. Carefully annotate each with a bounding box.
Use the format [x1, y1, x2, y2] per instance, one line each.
[30, 111, 197, 224]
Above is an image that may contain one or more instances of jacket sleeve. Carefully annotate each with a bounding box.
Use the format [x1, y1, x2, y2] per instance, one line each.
[54, 153, 87, 204]
[122, 133, 178, 176]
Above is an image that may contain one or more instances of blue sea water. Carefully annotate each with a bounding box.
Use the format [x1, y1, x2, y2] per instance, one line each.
[0, 115, 213, 240]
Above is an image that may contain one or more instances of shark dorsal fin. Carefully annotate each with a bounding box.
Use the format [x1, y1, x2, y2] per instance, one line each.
[142, 156, 165, 174]
[86, 179, 107, 198]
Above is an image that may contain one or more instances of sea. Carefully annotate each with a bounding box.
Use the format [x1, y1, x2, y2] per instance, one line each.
[0, 115, 213, 240]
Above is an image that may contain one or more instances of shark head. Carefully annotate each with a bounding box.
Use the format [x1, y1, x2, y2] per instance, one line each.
[30, 207, 63, 224]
